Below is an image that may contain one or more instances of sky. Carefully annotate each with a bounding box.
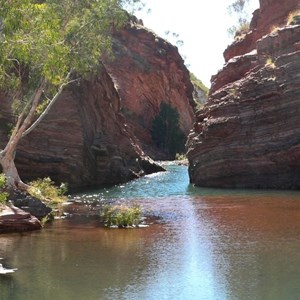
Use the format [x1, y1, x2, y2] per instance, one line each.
[135, 0, 259, 87]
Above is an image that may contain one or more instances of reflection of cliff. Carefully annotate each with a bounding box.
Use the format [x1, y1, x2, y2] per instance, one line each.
[104, 18, 195, 159]
[196, 194, 300, 300]
[187, 0, 300, 189]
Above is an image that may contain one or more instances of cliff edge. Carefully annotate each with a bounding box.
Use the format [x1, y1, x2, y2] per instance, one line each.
[187, 0, 300, 189]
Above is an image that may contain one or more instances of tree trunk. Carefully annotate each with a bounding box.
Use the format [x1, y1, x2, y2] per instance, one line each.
[0, 151, 28, 191]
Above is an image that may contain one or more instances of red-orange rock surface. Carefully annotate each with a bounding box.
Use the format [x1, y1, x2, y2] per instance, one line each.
[187, 0, 300, 189]
[104, 19, 194, 159]
[223, 0, 299, 62]
[0, 205, 41, 233]
[0, 66, 164, 189]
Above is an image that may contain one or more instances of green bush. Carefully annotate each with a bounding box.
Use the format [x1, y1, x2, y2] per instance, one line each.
[175, 153, 187, 161]
[28, 177, 67, 206]
[190, 72, 209, 95]
[101, 204, 141, 227]
[0, 174, 9, 207]
[151, 102, 186, 158]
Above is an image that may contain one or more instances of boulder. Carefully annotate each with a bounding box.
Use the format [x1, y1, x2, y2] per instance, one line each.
[0, 205, 42, 233]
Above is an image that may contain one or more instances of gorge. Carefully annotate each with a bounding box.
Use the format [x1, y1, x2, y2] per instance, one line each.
[0, 17, 195, 190]
[0, 1, 300, 299]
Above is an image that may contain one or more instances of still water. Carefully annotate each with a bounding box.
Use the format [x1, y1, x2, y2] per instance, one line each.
[0, 164, 300, 300]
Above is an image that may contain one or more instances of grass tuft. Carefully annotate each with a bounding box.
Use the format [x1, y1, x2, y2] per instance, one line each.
[100, 204, 142, 228]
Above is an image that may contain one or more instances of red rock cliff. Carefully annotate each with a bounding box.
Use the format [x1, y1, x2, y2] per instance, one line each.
[187, 0, 300, 189]
[0, 66, 164, 189]
[104, 19, 194, 159]
[0, 19, 194, 188]
[223, 0, 300, 62]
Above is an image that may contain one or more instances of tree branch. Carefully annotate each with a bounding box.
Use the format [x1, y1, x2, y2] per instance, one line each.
[22, 70, 74, 138]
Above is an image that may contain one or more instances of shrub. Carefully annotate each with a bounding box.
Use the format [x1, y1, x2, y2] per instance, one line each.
[175, 153, 187, 161]
[287, 9, 300, 25]
[28, 177, 67, 206]
[101, 204, 141, 227]
[265, 57, 276, 68]
[0, 174, 9, 207]
[233, 22, 250, 40]
[190, 72, 209, 95]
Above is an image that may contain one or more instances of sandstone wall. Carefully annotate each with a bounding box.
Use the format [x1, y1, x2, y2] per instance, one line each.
[187, 0, 300, 189]
[223, 0, 299, 62]
[0, 67, 163, 189]
[104, 20, 195, 159]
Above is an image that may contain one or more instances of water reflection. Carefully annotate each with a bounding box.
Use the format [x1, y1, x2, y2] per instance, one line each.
[0, 164, 299, 300]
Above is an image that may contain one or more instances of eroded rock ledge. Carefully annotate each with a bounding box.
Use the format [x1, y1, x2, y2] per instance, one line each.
[0, 205, 42, 233]
[187, 0, 300, 189]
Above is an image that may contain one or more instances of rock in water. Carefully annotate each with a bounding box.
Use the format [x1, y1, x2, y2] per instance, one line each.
[0, 263, 17, 274]
[0, 205, 42, 233]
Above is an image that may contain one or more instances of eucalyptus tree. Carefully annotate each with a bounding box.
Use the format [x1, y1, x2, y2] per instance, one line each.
[0, 0, 139, 190]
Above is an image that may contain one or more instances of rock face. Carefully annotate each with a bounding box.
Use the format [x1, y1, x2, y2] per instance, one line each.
[0, 205, 42, 233]
[223, 0, 300, 63]
[0, 66, 164, 190]
[0, 17, 194, 189]
[187, 0, 300, 189]
[104, 19, 194, 159]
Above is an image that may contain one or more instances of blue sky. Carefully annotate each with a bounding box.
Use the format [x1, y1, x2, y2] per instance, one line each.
[135, 0, 259, 87]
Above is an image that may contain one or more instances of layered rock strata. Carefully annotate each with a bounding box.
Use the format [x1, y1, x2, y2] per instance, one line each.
[0, 66, 163, 190]
[223, 0, 300, 63]
[104, 19, 195, 159]
[0, 205, 42, 233]
[187, 0, 300, 189]
[0, 18, 194, 188]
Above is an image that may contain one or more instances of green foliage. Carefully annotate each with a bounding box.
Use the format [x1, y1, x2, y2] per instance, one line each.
[0, 174, 9, 206]
[0, 0, 136, 116]
[101, 204, 141, 227]
[151, 102, 186, 158]
[287, 10, 300, 25]
[28, 177, 67, 206]
[227, 0, 251, 38]
[175, 153, 187, 161]
[265, 57, 276, 68]
[190, 72, 209, 95]
[228, 20, 250, 40]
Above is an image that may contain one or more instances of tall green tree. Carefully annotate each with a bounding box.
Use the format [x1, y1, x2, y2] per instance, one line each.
[0, 0, 138, 190]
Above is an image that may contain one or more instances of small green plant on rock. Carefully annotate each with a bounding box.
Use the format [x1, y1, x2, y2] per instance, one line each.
[266, 57, 276, 68]
[233, 22, 250, 41]
[101, 204, 141, 228]
[287, 9, 300, 25]
[28, 177, 67, 207]
[0, 174, 9, 208]
[175, 153, 187, 161]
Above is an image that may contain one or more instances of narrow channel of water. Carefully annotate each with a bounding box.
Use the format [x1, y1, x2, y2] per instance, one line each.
[0, 164, 299, 300]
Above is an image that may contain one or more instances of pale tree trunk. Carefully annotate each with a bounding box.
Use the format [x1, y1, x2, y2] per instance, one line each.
[0, 80, 46, 191]
[0, 151, 28, 191]
[0, 73, 73, 192]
